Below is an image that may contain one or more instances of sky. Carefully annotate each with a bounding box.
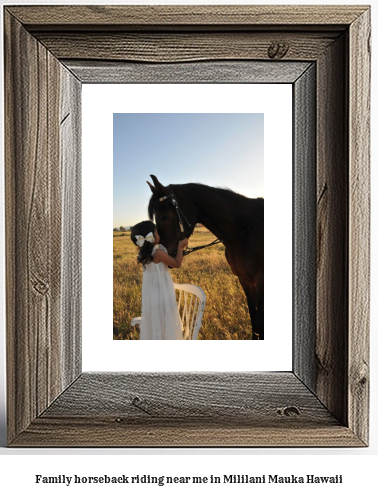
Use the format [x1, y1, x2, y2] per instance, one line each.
[113, 113, 264, 228]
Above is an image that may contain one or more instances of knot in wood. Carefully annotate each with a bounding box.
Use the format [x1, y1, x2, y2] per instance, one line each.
[130, 395, 153, 416]
[132, 395, 142, 406]
[355, 361, 368, 388]
[277, 406, 300, 417]
[268, 42, 289, 59]
[359, 376, 367, 387]
[33, 280, 49, 295]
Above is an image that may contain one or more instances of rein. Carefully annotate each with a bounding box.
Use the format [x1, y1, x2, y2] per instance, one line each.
[183, 237, 222, 256]
[158, 187, 254, 257]
[183, 223, 255, 256]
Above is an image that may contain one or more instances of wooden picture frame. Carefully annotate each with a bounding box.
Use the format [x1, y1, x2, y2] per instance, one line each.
[4, 5, 370, 447]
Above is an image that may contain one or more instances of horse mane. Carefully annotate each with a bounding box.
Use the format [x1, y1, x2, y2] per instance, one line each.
[183, 183, 251, 203]
[147, 197, 155, 221]
[204, 184, 243, 197]
[148, 182, 257, 221]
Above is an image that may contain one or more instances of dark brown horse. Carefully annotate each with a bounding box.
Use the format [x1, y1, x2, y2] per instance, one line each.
[147, 175, 264, 340]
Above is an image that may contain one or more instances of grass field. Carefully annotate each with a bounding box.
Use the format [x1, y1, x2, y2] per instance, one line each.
[113, 227, 252, 340]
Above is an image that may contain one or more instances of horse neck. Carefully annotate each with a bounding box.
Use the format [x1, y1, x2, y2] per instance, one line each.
[178, 184, 241, 241]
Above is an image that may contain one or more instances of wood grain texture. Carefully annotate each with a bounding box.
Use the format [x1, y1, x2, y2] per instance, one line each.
[348, 9, 371, 445]
[41, 373, 335, 421]
[293, 64, 316, 389]
[11, 418, 363, 448]
[5, 12, 61, 442]
[65, 60, 311, 84]
[7, 5, 368, 30]
[34, 32, 339, 63]
[11, 373, 363, 447]
[316, 34, 349, 426]
[4, 11, 81, 444]
[60, 67, 82, 388]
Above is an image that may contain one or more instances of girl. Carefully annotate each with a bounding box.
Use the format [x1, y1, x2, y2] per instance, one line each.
[131, 220, 189, 340]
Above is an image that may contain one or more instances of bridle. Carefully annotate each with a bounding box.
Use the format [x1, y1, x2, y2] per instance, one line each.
[159, 186, 192, 240]
[158, 186, 255, 257]
[158, 186, 221, 256]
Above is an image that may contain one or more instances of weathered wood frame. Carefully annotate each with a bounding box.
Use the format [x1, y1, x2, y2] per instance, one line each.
[4, 5, 370, 447]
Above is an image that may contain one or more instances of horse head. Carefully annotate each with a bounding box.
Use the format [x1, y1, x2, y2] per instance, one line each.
[147, 175, 196, 256]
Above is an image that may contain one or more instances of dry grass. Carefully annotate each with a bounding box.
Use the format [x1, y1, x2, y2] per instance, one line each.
[113, 227, 252, 340]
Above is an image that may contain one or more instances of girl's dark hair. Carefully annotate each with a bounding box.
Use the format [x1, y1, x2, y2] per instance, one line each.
[130, 220, 156, 267]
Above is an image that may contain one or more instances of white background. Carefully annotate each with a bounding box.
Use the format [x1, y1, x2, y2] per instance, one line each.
[82, 83, 292, 371]
[0, 0, 377, 498]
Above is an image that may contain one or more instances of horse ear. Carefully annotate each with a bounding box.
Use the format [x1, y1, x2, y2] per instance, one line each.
[147, 181, 158, 194]
[150, 175, 168, 195]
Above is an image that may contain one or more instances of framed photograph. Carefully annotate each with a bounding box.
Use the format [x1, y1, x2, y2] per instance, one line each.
[5, 5, 370, 447]
[112, 110, 267, 343]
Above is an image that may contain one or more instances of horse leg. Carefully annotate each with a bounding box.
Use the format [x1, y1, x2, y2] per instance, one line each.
[255, 277, 264, 340]
[225, 248, 264, 339]
[238, 277, 261, 340]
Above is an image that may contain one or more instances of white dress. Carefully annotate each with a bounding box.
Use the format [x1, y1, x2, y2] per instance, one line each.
[140, 244, 183, 340]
